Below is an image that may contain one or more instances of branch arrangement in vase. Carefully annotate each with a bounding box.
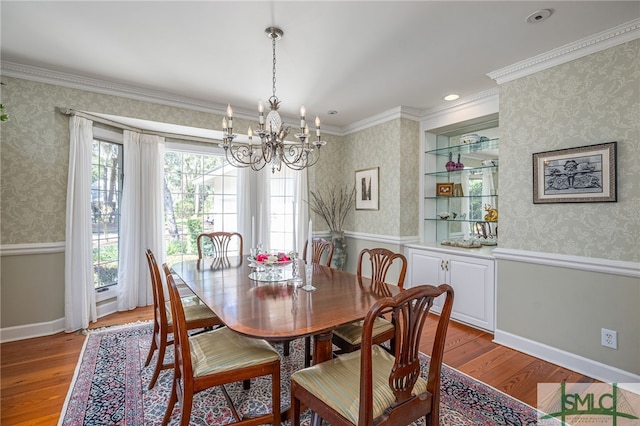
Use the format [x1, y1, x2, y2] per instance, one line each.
[307, 185, 356, 232]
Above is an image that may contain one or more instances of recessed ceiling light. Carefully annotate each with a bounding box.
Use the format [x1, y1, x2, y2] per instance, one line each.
[327, 110, 338, 115]
[526, 9, 552, 23]
[444, 94, 459, 101]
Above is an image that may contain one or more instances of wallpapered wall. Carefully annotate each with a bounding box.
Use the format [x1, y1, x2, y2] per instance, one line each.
[499, 40, 640, 263]
[0, 76, 417, 245]
[0, 77, 235, 244]
[339, 118, 420, 237]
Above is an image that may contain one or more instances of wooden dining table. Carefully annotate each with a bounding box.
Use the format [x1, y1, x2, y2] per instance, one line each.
[169, 256, 402, 367]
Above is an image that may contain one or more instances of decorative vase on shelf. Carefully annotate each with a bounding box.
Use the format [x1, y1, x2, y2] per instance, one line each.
[455, 153, 464, 170]
[330, 230, 347, 271]
[445, 152, 456, 172]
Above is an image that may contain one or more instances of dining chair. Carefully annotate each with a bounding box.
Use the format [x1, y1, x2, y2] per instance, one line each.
[143, 249, 222, 390]
[196, 231, 243, 267]
[332, 248, 407, 355]
[162, 264, 281, 426]
[302, 237, 334, 267]
[291, 284, 454, 426]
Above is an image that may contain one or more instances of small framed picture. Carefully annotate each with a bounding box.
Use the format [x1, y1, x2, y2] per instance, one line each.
[533, 142, 617, 203]
[355, 167, 379, 210]
[436, 182, 454, 197]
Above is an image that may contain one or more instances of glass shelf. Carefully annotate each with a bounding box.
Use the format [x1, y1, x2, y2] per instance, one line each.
[425, 164, 498, 177]
[424, 194, 498, 200]
[426, 137, 499, 156]
[425, 218, 498, 224]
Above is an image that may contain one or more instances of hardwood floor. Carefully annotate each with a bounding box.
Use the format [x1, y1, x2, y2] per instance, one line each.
[1, 307, 596, 425]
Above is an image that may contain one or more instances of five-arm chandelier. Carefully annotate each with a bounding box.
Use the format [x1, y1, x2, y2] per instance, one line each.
[220, 27, 326, 173]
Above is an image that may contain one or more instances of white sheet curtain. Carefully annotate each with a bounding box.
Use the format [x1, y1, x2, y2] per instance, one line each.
[237, 166, 308, 253]
[64, 116, 97, 332]
[294, 169, 309, 255]
[255, 167, 272, 250]
[117, 131, 165, 311]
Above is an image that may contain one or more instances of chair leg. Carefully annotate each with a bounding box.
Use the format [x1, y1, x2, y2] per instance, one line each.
[292, 391, 301, 426]
[148, 335, 169, 390]
[304, 336, 312, 368]
[162, 375, 177, 426]
[179, 390, 194, 426]
[272, 364, 281, 425]
[243, 379, 251, 390]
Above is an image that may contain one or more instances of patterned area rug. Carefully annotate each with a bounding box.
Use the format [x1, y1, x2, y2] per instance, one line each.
[59, 322, 539, 425]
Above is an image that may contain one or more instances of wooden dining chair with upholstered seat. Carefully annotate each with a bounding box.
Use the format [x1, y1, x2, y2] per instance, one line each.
[162, 264, 281, 426]
[332, 248, 407, 355]
[196, 231, 243, 269]
[302, 237, 334, 267]
[143, 249, 222, 390]
[291, 284, 454, 426]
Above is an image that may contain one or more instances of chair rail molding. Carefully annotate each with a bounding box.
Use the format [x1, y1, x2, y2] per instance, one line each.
[0, 241, 65, 256]
[492, 248, 640, 279]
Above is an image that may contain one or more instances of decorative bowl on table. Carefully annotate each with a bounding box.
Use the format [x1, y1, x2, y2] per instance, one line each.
[254, 252, 293, 267]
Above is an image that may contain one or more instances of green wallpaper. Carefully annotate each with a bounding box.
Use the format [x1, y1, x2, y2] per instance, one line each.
[499, 40, 640, 263]
[0, 77, 420, 246]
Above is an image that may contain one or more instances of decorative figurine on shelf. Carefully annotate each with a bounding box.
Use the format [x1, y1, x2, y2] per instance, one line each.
[455, 153, 464, 170]
[483, 204, 499, 222]
[446, 152, 456, 172]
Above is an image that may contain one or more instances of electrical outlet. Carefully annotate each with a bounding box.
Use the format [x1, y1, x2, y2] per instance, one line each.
[601, 328, 617, 349]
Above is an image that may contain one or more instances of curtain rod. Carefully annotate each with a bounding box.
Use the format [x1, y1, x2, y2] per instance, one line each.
[56, 107, 223, 145]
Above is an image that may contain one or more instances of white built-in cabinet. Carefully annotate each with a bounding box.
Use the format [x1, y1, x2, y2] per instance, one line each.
[404, 244, 495, 332]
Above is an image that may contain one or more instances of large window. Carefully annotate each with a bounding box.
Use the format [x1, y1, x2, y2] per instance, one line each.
[91, 138, 123, 289]
[164, 147, 239, 265]
[269, 166, 296, 252]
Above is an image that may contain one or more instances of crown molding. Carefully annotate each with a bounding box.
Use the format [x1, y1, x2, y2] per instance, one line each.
[488, 18, 640, 85]
[419, 88, 500, 131]
[339, 106, 423, 135]
[1, 61, 344, 135]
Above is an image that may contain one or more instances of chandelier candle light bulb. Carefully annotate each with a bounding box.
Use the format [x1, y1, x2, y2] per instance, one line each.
[227, 104, 233, 130]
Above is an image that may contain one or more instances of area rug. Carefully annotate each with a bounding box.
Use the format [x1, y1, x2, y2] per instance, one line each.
[59, 322, 540, 425]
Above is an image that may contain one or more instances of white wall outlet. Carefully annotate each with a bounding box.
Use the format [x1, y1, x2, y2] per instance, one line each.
[601, 328, 618, 349]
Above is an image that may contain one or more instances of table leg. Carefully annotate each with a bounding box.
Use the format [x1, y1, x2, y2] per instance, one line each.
[312, 331, 333, 364]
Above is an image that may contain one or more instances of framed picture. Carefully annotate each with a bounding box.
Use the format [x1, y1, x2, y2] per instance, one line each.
[355, 167, 379, 210]
[533, 141, 617, 204]
[436, 182, 454, 197]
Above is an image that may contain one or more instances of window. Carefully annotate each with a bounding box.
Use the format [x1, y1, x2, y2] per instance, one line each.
[91, 138, 123, 289]
[164, 146, 239, 265]
[269, 166, 297, 252]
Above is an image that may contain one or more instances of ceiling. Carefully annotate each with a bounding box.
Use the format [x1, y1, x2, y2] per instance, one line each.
[2, 1, 639, 132]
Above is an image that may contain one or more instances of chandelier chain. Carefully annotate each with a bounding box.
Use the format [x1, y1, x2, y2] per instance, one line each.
[272, 35, 277, 99]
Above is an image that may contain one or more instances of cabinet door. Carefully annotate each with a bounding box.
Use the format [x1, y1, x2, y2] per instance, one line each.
[448, 254, 495, 331]
[405, 249, 444, 289]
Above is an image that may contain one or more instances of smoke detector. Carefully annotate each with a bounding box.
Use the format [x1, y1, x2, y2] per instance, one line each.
[526, 9, 552, 23]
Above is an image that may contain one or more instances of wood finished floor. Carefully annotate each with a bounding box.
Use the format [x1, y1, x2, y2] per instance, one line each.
[1, 306, 597, 425]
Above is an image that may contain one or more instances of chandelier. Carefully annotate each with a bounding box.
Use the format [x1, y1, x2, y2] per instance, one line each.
[219, 27, 326, 173]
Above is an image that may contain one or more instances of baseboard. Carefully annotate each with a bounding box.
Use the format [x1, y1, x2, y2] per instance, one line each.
[0, 299, 119, 343]
[0, 317, 66, 343]
[494, 329, 640, 385]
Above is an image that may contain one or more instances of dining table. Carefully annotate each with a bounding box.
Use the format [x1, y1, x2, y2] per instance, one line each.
[169, 255, 402, 369]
